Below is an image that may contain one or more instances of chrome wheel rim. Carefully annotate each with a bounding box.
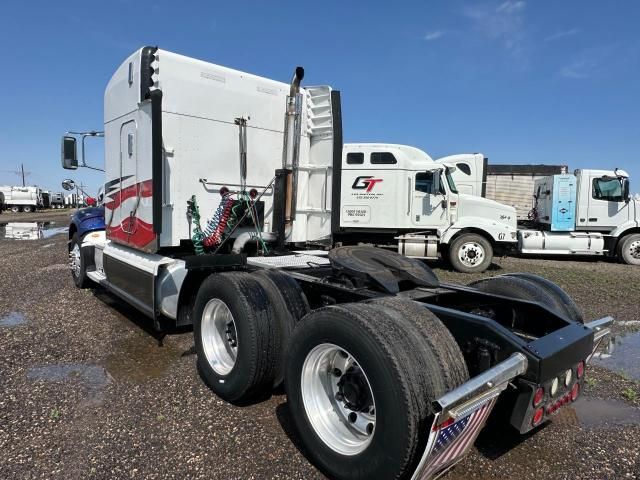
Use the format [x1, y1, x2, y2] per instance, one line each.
[458, 241, 485, 268]
[628, 240, 640, 260]
[301, 343, 376, 456]
[201, 299, 238, 375]
[69, 244, 81, 278]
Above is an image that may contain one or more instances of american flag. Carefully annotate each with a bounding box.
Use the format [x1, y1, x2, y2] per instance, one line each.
[414, 397, 497, 480]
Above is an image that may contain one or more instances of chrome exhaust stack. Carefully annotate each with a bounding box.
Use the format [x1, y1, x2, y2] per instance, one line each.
[281, 67, 304, 223]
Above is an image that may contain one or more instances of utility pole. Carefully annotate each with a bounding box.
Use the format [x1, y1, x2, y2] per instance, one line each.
[21, 164, 25, 186]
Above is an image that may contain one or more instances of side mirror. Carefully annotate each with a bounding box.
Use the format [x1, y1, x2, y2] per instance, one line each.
[432, 171, 442, 195]
[61, 136, 78, 170]
[62, 179, 76, 191]
[622, 178, 631, 203]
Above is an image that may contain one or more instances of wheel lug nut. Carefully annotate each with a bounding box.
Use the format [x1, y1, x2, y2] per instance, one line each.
[333, 368, 342, 377]
[348, 412, 357, 423]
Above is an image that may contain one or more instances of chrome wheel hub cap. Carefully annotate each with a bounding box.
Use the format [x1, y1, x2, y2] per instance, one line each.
[301, 344, 376, 456]
[459, 241, 485, 268]
[629, 240, 640, 259]
[201, 299, 238, 375]
[69, 244, 81, 278]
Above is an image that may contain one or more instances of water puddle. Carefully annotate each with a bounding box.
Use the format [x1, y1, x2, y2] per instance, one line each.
[591, 331, 640, 381]
[27, 363, 110, 387]
[105, 335, 183, 383]
[0, 222, 66, 240]
[0, 311, 26, 327]
[571, 397, 640, 428]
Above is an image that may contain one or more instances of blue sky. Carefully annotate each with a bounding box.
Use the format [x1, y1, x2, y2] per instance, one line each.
[0, 0, 638, 194]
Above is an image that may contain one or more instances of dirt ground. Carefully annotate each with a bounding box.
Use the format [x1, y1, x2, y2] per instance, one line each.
[1, 209, 639, 479]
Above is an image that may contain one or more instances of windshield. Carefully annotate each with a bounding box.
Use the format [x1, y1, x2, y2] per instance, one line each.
[445, 168, 459, 194]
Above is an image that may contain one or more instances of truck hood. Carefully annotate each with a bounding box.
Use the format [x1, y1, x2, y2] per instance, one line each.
[457, 193, 517, 228]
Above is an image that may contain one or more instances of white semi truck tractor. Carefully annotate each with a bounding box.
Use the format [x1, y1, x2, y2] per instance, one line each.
[61, 47, 612, 480]
[338, 144, 517, 272]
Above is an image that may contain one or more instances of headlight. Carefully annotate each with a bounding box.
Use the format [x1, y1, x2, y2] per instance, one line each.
[550, 377, 559, 396]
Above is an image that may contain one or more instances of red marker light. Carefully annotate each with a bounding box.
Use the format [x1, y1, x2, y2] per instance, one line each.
[532, 407, 544, 426]
[570, 383, 580, 402]
[576, 361, 585, 379]
[533, 387, 544, 407]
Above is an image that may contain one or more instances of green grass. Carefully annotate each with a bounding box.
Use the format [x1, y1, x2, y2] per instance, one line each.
[621, 387, 638, 402]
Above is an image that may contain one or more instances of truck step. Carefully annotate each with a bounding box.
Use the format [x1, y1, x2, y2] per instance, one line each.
[86, 270, 107, 283]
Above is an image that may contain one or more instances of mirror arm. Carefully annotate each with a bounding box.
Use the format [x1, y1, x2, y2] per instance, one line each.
[65, 131, 105, 171]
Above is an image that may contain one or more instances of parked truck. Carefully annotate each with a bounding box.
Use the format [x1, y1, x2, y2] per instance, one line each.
[0, 186, 42, 213]
[50, 192, 65, 209]
[338, 144, 517, 272]
[61, 47, 612, 480]
[339, 144, 639, 267]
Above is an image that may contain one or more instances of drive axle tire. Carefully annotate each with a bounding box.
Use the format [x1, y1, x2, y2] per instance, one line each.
[619, 234, 640, 266]
[503, 273, 583, 323]
[22, 205, 33, 213]
[254, 269, 310, 387]
[368, 297, 469, 386]
[284, 302, 467, 480]
[469, 275, 583, 323]
[449, 233, 493, 273]
[194, 272, 280, 403]
[69, 233, 90, 289]
[10, 206, 20, 213]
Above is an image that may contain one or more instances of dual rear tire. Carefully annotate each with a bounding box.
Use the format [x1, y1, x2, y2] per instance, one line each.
[284, 301, 468, 480]
[193, 272, 469, 479]
[193, 270, 309, 403]
[469, 273, 583, 323]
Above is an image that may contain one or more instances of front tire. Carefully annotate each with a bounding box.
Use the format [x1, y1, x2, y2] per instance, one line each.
[69, 233, 90, 288]
[193, 272, 280, 403]
[619, 234, 640, 266]
[448, 233, 493, 273]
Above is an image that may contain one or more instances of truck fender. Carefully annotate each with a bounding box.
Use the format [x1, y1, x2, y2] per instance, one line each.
[440, 217, 517, 245]
[608, 223, 640, 256]
[608, 221, 640, 240]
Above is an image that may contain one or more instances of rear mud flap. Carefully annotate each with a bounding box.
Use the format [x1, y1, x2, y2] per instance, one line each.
[412, 353, 528, 480]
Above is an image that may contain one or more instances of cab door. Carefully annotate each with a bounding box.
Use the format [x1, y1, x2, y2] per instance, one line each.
[119, 120, 138, 236]
[411, 170, 448, 228]
[587, 175, 629, 230]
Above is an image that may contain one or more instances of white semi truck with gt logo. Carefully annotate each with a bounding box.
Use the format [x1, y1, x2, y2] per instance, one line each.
[61, 46, 612, 480]
[336, 144, 517, 272]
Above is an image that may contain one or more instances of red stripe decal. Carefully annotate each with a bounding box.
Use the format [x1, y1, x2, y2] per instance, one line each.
[107, 218, 156, 250]
[104, 179, 153, 211]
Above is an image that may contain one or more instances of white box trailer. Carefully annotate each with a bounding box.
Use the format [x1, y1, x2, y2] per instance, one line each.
[61, 47, 613, 480]
[483, 164, 568, 220]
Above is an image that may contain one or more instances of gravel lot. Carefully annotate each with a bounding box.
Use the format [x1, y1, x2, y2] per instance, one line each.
[1, 209, 639, 479]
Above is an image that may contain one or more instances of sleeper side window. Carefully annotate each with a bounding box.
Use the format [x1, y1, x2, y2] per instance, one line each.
[346, 152, 364, 165]
[370, 152, 397, 164]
